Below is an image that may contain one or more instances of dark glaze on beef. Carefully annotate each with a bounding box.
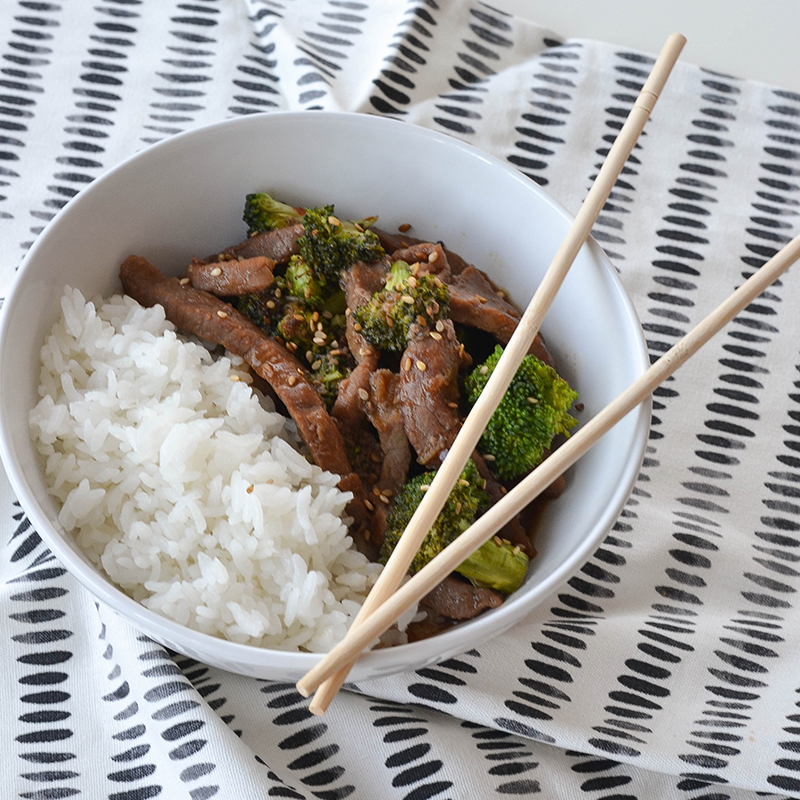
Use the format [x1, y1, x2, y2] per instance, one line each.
[449, 265, 553, 366]
[421, 575, 503, 620]
[187, 255, 275, 296]
[119, 255, 377, 558]
[398, 320, 465, 468]
[213, 222, 304, 264]
[373, 227, 469, 274]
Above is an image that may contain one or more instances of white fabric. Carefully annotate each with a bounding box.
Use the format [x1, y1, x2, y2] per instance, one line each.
[2, 2, 800, 797]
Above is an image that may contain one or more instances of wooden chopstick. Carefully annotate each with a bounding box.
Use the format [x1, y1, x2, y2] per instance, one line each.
[298, 230, 800, 695]
[296, 31, 687, 713]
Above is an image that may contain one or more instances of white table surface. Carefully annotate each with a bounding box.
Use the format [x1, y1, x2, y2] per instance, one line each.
[492, 0, 800, 93]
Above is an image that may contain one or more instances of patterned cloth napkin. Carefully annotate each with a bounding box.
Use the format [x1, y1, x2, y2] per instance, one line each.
[3, 1, 800, 798]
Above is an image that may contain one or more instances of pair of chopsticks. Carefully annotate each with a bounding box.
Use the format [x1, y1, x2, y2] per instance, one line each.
[296, 31, 688, 713]
[297, 31, 798, 713]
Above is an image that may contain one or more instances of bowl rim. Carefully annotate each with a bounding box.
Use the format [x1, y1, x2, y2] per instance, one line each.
[0, 110, 651, 678]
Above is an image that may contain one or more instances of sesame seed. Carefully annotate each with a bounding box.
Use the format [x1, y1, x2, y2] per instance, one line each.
[358, 388, 369, 401]
[416, 314, 427, 326]
[403, 358, 412, 372]
[353, 322, 363, 332]
[210, 266, 223, 277]
[428, 250, 439, 263]
[447, 401, 458, 408]
[330, 340, 339, 349]
[359, 346, 371, 357]
[364, 528, 371, 540]
[364, 499, 374, 511]
[265, 300, 275, 309]
[401, 294, 414, 304]
[381, 489, 393, 497]
[411, 262, 420, 276]
[229, 374, 241, 382]
[322, 310, 333, 319]
[373, 487, 381, 496]
[493, 535, 503, 547]
[345, 307, 352, 316]
[416, 360, 427, 371]
[420, 484, 430, 492]
[497, 289, 508, 299]
[312, 359, 322, 370]
[479, 365, 489, 375]
[218, 253, 226, 261]
[435, 320, 445, 332]
[246, 484, 254, 493]
[477, 295, 487, 304]
[216, 310, 228, 318]
[312, 311, 319, 322]
[275, 288, 282, 298]
[328, 215, 341, 226]
[513, 546, 521, 556]
[398, 223, 411, 232]
[407, 275, 418, 288]
[288, 375, 297, 386]
[379, 494, 389, 504]
[527, 396, 539, 404]
[293, 313, 305, 321]
[484, 453, 496, 461]
[386, 317, 394, 328]
[305, 350, 314, 362]
[458, 478, 470, 486]
[433, 276, 443, 288]
[316, 322, 324, 332]
[354, 222, 364, 233]
[455, 501, 462, 514]
[430, 331, 442, 341]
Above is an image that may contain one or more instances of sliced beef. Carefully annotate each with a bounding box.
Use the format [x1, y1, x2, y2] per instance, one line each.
[212, 222, 304, 264]
[341, 258, 388, 361]
[388, 241, 450, 281]
[119, 254, 377, 557]
[373, 227, 469, 274]
[398, 320, 465, 467]
[365, 369, 411, 498]
[187, 255, 275, 296]
[449, 265, 553, 366]
[421, 574, 503, 620]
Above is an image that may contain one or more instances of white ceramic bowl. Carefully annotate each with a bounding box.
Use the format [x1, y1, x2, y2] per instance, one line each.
[0, 112, 649, 682]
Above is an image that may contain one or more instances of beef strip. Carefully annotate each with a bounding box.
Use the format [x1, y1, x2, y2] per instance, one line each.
[398, 320, 465, 468]
[421, 574, 503, 620]
[373, 227, 469, 274]
[365, 369, 411, 498]
[211, 222, 304, 264]
[388, 241, 450, 282]
[187, 255, 275, 295]
[449, 265, 553, 366]
[332, 261, 386, 490]
[119, 255, 377, 558]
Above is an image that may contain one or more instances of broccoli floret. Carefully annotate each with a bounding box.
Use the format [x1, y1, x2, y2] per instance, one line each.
[281, 255, 328, 306]
[298, 204, 384, 284]
[457, 537, 530, 594]
[352, 260, 449, 352]
[378, 460, 529, 594]
[307, 351, 349, 407]
[464, 345, 578, 482]
[243, 193, 304, 235]
[231, 288, 280, 334]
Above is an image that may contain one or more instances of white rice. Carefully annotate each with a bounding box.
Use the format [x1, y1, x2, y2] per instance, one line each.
[29, 287, 410, 652]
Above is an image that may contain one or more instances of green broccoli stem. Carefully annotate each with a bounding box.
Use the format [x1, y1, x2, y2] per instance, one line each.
[455, 538, 529, 594]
